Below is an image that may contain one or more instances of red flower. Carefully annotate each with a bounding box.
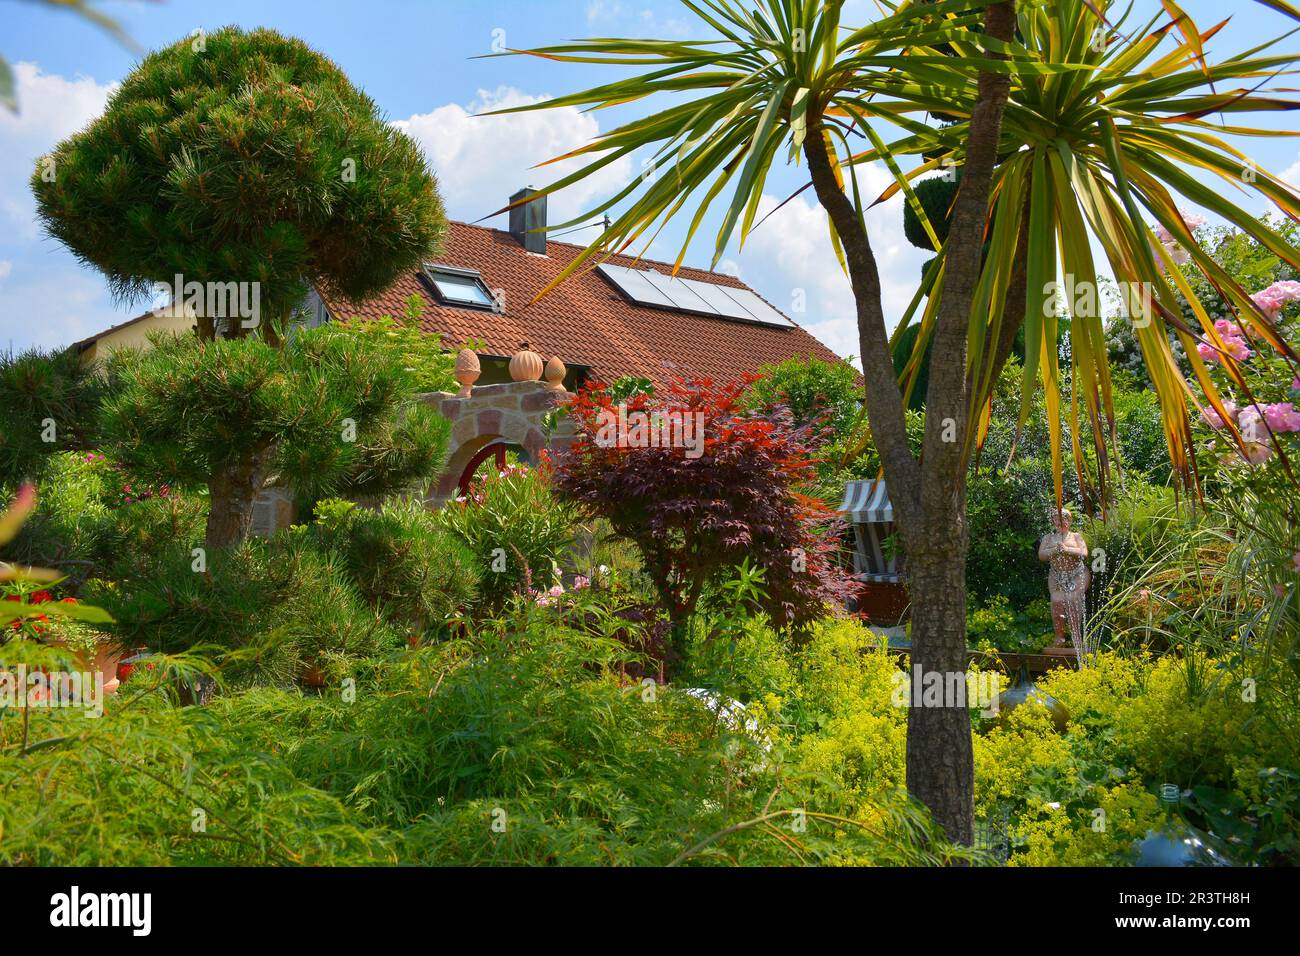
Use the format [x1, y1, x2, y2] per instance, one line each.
[3, 595, 19, 602]
[30, 591, 52, 604]
[61, 597, 77, 604]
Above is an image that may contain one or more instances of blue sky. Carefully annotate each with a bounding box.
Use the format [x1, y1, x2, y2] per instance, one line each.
[2, 0, 1298, 361]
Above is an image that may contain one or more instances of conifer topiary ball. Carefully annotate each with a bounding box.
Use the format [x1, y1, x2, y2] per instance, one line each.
[31, 26, 446, 338]
[902, 174, 960, 253]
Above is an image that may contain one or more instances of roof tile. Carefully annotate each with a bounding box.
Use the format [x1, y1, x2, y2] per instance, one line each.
[317, 220, 845, 390]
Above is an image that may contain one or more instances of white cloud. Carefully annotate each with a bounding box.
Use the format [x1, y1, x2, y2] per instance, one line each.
[585, 0, 692, 36]
[0, 63, 116, 236]
[394, 85, 634, 231]
[1281, 152, 1300, 192]
[0, 63, 119, 351]
[729, 163, 931, 366]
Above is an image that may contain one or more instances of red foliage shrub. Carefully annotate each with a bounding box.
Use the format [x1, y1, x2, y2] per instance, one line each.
[552, 376, 851, 643]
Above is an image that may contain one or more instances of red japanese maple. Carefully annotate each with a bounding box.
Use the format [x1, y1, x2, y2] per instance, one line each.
[553, 376, 850, 647]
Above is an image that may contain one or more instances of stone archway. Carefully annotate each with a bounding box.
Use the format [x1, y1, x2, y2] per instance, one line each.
[423, 380, 575, 507]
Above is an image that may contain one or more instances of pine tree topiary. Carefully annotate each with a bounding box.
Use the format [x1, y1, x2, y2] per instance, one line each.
[98, 324, 451, 548]
[30, 26, 445, 341]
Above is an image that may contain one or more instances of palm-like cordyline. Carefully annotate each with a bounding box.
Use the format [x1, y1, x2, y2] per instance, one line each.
[492, 0, 1300, 845]
[882, 0, 1300, 509]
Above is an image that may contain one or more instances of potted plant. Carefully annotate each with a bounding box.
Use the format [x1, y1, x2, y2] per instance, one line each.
[3, 588, 123, 695]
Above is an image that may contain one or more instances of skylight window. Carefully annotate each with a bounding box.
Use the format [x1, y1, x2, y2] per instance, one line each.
[422, 264, 498, 311]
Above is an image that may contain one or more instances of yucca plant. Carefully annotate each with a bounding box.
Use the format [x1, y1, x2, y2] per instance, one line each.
[491, 0, 1300, 845]
[883, 0, 1300, 507]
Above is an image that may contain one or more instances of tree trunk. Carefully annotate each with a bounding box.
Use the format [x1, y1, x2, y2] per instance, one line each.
[205, 448, 274, 549]
[803, 1, 1017, 848]
[904, 521, 973, 848]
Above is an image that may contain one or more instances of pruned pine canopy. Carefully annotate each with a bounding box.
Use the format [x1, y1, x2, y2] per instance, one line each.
[486, 0, 1300, 506]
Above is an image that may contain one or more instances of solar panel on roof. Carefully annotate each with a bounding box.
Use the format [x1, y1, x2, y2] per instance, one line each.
[641, 270, 718, 315]
[596, 264, 678, 309]
[680, 277, 761, 322]
[596, 263, 792, 328]
[715, 286, 793, 327]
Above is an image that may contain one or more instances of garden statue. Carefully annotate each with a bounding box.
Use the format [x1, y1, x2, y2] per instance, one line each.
[1039, 507, 1090, 660]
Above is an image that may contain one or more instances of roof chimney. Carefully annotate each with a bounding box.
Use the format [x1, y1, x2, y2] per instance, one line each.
[509, 186, 547, 255]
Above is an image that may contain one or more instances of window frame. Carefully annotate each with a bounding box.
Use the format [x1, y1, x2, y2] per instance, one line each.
[421, 264, 499, 312]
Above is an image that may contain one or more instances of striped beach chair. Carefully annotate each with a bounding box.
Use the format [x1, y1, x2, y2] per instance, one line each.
[837, 479, 902, 583]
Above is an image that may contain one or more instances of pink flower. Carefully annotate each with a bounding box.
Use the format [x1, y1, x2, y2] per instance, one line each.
[1252, 280, 1300, 320]
[1201, 401, 1238, 429]
[1264, 403, 1300, 433]
[533, 584, 565, 608]
[1293, 552, 1300, 572]
[1197, 331, 1252, 365]
[1242, 441, 1274, 465]
[1238, 405, 1264, 438]
[573, 575, 591, 590]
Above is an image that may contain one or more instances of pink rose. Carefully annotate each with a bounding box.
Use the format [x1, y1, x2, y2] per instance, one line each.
[1197, 331, 1252, 364]
[1264, 403, 1300, 433]
[1225, 336, 1253, 362]
[1239, 405, 1264, 438]
[1201, 401, 1238, 429]
[1252, 280, 1300, 320]
[1242, 441, 1274, 465]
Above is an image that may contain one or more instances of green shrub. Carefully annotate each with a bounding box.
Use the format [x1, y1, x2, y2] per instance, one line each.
[744, 354, 862, 438]
[323, 497, 480, 631]
[971, 651, 1300, 866]
[1, 605, 975, 866]
[0, 347, 105, 486]
[3, 451, 115, 574]
[0, 689, 393, 865]
[434, 464, 575, 608]
[91, 529, 399, 684]
[966, 595, 1053, 654]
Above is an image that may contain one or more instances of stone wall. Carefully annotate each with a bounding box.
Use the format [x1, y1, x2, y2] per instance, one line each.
[423, 380, 575, 507]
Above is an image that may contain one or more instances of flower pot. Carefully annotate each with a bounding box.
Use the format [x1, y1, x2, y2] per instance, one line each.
[47, 636, 122, 697]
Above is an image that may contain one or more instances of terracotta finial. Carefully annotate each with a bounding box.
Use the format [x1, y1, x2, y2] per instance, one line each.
[543, 356, 567, 392]
[454, 348, 480, 398]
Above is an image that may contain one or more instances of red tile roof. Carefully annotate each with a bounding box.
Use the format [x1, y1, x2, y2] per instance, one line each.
[316, 220, 845, 390]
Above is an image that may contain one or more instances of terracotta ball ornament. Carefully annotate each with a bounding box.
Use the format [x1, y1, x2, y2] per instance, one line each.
[454, 348, 480, 398]
[509, 341, 544, 381]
